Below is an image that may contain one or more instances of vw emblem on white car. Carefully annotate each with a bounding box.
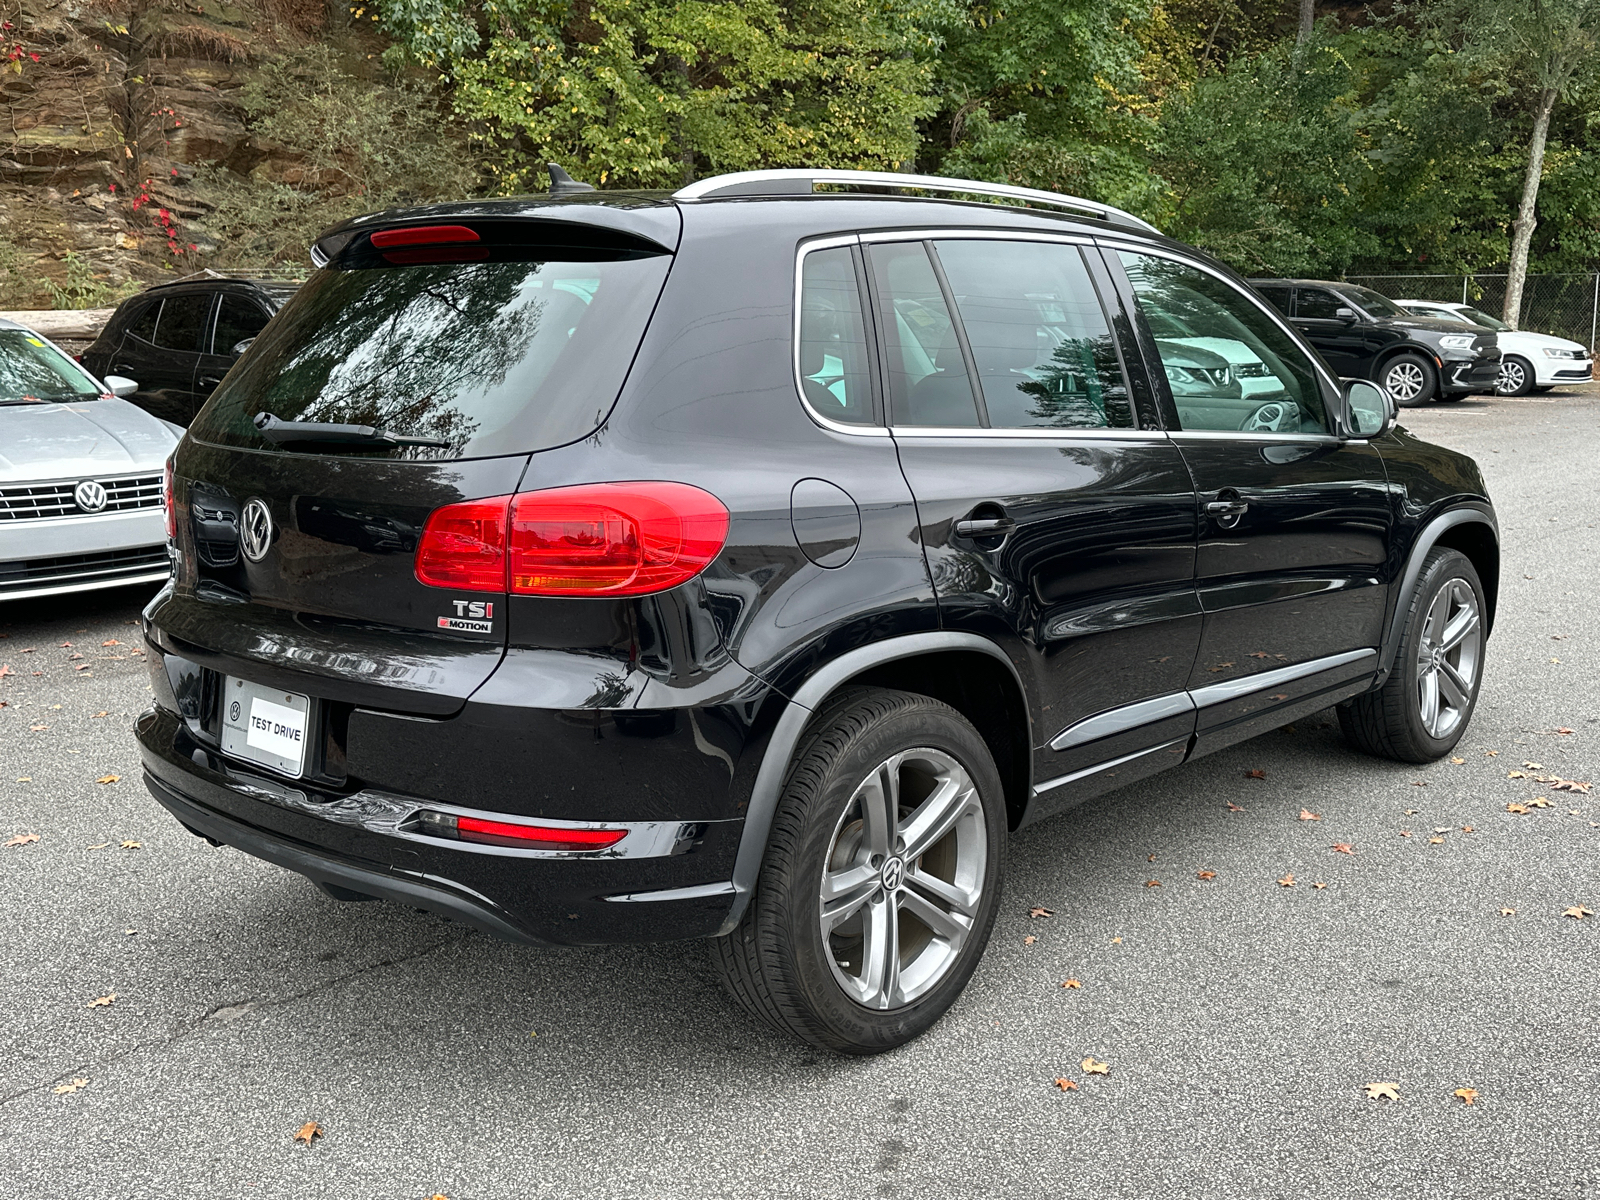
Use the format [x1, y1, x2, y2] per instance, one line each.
[73, 479, 108, 513]
[239, 497, 273, 562]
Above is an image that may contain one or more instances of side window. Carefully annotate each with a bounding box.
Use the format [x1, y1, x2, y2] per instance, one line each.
[125, 301, 160, 344]
[213, 295, 272, 357]
[866, 241, 979, 427]
[932, 240, 1132, 430]
[797, 248, 875, 424]
[154, 293, 211, 352]
[1117, 251, 1331, 435]
[1293, 288, 1344, 321]
[1253, 284, 1292, 315]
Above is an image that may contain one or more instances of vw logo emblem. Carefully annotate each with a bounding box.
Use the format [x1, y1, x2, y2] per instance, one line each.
[880, 856, 906, 892]
[239, 497, 273, 563]
[73, 479, 108, 513]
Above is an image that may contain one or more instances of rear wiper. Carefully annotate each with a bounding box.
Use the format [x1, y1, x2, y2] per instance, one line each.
[253, 412, 452, 450]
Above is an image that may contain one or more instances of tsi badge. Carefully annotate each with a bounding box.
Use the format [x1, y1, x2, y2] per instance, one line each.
[438, 599, 494, 633]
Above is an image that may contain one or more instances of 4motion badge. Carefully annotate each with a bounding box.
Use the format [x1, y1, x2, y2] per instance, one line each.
[438, 599, 493, 633]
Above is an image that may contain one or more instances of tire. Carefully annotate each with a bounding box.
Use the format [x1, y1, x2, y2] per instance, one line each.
[711, 688, 1006, 1054]
[1339, 548, 1486, 762]
[1380, 353, 1438, 408]
[1496, 355, 1535, 396]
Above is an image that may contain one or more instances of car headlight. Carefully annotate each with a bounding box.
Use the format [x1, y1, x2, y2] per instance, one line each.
[1543, 347, 1580, 358]
[1437, 335, 1476, 350]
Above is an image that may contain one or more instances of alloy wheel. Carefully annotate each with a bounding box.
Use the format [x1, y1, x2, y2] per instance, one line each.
[1385, 361, 1426, 403]
[818, 748, 987, 1010]
[1415, 579, 1482, 739]
[1496, 359, 1526, 395]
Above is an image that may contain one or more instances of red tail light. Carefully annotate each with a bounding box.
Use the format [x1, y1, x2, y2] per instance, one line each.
[414, 483, 728, 597]
[369, 225, 480, 248]
[163, 455, 176, 542]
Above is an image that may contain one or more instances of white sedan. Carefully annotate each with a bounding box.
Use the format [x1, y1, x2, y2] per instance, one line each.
[0, 317, 177, 602]
[1395, 300, 1593, 396]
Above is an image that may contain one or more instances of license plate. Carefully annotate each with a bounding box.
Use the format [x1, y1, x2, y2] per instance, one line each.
[220, 677, 310, 778]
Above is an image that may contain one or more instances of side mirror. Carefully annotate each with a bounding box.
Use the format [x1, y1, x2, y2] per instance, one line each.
[1342, 378, 1395, 438]
[230, 338, 255, 357]
[103, 374, 138, 398]
[1334, 306, 1357, 322]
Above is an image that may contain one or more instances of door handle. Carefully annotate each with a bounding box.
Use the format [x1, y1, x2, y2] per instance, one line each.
[115, 364, 134, 373]
[199, 376, 223, 389]
[954, 516, 1016, 539]
[1205, 500, 1248, 517]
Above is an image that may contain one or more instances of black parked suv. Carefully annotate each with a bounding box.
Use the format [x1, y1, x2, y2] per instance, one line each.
[138, 171, 1499, 1054]
[1250, 279, 1501, 407]
[82, 274, 299, 427]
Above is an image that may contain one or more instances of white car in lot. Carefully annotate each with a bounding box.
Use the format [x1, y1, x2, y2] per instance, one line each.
[1394, 299, 1594, 396]
[0, 317, 176, 602]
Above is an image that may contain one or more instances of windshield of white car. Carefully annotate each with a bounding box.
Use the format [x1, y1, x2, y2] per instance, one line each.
[1336, 286, 1405, 318]
[1457, 306, 1511, 332]
[0, 330, 102, 404]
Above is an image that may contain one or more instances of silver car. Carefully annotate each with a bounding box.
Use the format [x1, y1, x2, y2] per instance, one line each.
[0, 318, 176, 601]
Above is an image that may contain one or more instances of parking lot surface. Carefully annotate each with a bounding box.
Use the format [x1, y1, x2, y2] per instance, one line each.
[3, 388, 1598, 1199]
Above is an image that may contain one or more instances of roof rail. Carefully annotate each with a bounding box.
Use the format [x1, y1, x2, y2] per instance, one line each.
[673, 169, 1159, 234]
[155, 267, 308, 287]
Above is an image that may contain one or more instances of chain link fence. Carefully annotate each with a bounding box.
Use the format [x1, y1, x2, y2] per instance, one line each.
[1345, 273, 1600, 350]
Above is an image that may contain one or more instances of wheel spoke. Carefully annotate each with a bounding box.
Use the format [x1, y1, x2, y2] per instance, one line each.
[1439, 606, 1479, 652]
[903, 865, 979, 918]
[899, 775, 976, 861]
[859, 896, 901, 1009]
[897, 883, 971, 949]
[1439, 659, 1472, 710]
[857, 758, 900, 859]
[1418, 667, 1440, 732]
[820, 862, 880, 929]
[1425, 594, 1450, 645]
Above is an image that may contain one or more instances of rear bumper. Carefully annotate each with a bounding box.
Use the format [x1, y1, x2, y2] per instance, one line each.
[136, 705, 743, 946]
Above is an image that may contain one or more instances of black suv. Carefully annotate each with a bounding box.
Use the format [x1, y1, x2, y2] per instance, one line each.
[82, 275, 299, 427]
[1249, 278, 1500, 407]
[138, 171, 1498, 1054]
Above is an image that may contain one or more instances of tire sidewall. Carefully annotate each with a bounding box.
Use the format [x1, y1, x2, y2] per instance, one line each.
[1394, 550, 1486, 757]
[1383, 353, 1437, 408]
[1497, 355, 1534, 397]
[765, 699, 1006, 1052]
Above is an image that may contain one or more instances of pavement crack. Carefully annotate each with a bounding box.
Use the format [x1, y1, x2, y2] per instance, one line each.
[0, 936, 459, 1108]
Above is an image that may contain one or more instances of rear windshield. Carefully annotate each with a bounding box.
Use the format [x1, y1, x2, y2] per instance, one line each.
[189, 250, 671, 458]
[0, 329, 102, 405]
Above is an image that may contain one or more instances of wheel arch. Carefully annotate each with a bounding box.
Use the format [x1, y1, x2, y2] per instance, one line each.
[718, 633, 1031, 934]
[1376, 505, 1499, 685]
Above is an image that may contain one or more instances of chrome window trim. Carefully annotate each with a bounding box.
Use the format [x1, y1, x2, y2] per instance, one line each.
[1188, 648, 1376, 708]
[889, 426, 1170, 442]
[858, 228, 1095, 247]
[1165, 430, 1342, 445]
[1049, 691, 1194, 752]
[792, 233, 890, 438]
[1094, 238, 1350, 426]
[1033, 738, 1187, 797]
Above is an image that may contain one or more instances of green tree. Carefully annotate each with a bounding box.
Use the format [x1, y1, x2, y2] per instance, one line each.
[377, 0, 941, 191]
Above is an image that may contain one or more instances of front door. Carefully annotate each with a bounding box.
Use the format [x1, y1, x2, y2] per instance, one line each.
[195, 292, 274, 408]
[1110, 249, 1393, 755]
[1291, 285, 1376, 378]
[867, 234, 1202, 823]
[115, 291, 211, 425]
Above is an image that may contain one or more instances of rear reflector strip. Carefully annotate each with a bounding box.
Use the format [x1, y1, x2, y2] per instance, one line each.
[369, 225, 481, 249]
[416, 809, 628, 852]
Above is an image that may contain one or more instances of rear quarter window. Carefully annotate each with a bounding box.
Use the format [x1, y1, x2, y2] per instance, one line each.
[188, 246, 671, 459]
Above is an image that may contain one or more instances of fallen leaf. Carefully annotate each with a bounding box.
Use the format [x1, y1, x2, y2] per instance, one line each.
[1404, 808, 1418, 815]
[1331, 842, 1354, 855]
[1552, 779, 1592, 794]
[1276, 873, 1295, 887]
[29, 723, 47, 731]
[1428, 837, 1445, 844]
[1144, 879, 1161, 888]
[1028, 906, 1053, 919]
[1400, 830, 1412, 837]
[87, 842, 108, 850]
[1551, 658, 1561, 664]
[1312, 881, 1328, 890]
[1485, 750, 1498, 757]
[1525, 762, 1543, 770]
[1244, 769, 1266, 780]
[0, 665, 10, 679]
[1569, 809, 1582, 816]
[1506, 804, 1530, 815]
[119, 840, 141, 850]
[101, 639, 121, 647]
[1364, 1081, 1400, 1101]
[15, 777, 30, 784]
[1507, 771, 1527, 779]
[1529, 797, 1551, 808]
[1052, 1078, 1078, 1091]
[1449, 757, 1465, 765]
[1081, 1056, 1110, 1075]
[1299, 809, 1321, 821]
[1249, 651, 1270, 658]
[1461, 826, 1474, 833]
[1023, 935, 1037, 945]
[96, 775, 120, 785]
[1110, 936, 1122, 944]
[1564, 905, 1593, 920]
[1226, 802, 1245, 813]
[1453, 1087, 1478, 1106]
[1500, 907, 1516, 916]
[1411, 780, 1427, 787]
[52, 1078, 88, 1095]
[4, 833, 39, 847]
[1196, 870, 1217, 881]
[86, 993, 115, 1009]
[1146, 854, 1156, 862]
[1061, 979, 1082, 989]
[1270, 693, 1289, 701]
[293, 1121, 323, 1146]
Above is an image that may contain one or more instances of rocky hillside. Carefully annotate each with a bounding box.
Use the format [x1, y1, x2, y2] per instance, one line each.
[0, 0, 375, 307]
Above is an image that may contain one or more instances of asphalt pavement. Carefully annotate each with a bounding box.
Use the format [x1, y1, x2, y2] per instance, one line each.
[3, 387, 1598, 1199]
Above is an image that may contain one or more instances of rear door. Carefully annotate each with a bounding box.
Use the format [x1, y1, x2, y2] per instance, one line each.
[195, 291, 273, 404]
[157, 222, 676, 734]
[872, 232, 1201, 821]
[1107, 248, 1392, 756]
[113, 291, 210, 424]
